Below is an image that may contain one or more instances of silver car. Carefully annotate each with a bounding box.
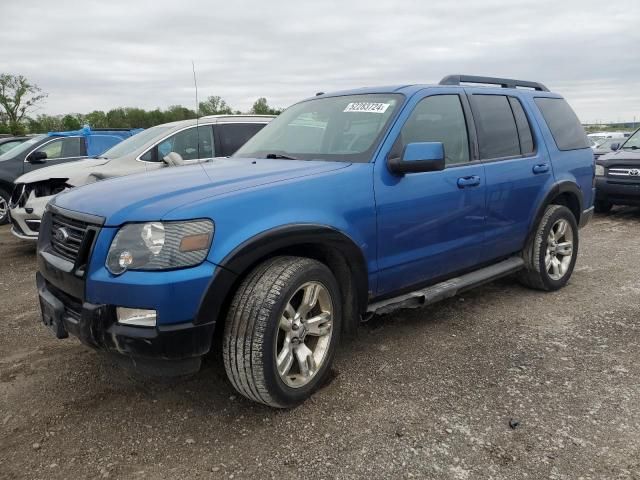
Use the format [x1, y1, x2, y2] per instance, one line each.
[9, 115, 273, 240]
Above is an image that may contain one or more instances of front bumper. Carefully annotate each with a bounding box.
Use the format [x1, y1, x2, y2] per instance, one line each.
[36, 272, 215, 375]
[9, 191, 50, 240]
[595, 177, 640, 206]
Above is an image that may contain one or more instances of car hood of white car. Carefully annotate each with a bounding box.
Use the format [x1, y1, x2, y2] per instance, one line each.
[15, 156, 159, 187]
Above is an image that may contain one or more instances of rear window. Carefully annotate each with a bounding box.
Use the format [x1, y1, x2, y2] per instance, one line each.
[534, 97, 589, 150]
[470, 95, 520, 159]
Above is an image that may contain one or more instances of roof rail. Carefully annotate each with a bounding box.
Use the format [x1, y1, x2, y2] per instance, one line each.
[439, 74, 549, 92]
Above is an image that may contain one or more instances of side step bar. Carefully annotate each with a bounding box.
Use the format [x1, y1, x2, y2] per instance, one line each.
[366, 256, 525, 316]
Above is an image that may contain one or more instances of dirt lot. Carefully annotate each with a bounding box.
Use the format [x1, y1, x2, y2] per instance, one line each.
[1, 210, 639, 480]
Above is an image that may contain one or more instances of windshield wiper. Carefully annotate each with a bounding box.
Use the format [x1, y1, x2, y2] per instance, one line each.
[622, 145, 639, 150]
[265, 153, 298, 160]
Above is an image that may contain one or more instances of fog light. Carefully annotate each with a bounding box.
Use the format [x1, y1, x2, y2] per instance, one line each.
[117, 307, 157, 327]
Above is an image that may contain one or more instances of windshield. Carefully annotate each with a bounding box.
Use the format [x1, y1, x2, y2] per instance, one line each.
[99, 125, 172, 159]
[234, 94, 404, 162]
[621, 129, 640, 150]
[0, 135, 45, 161]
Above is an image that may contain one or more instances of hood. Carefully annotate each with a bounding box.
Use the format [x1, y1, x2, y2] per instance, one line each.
[597, 149, 640, 166]
[52, 158, 350, 226]
[16, 158, 110, 185]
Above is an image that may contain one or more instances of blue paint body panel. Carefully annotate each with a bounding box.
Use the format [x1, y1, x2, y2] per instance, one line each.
[48, 82, 594, 327]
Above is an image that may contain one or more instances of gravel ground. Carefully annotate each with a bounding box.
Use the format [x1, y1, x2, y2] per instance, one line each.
[1, 210, 639, 480]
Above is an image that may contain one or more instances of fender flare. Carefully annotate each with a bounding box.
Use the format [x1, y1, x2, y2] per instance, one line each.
[527, 181, 583, 240]
[195, 224, 369, 331]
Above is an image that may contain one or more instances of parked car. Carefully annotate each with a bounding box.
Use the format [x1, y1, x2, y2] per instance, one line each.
[0, 128, 141, 225]
[0, 136, 30, 155]
[36, 75, 594, 408]
[593, 138, 620, 160]
[594, 127, 640, 212]
[9, 115, 272, 240]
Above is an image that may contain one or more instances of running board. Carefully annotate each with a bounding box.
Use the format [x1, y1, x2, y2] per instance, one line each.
[366, 256, 525, 316]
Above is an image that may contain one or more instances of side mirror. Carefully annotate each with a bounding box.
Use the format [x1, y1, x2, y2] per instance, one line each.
[610, 143, 620, 151]
[388, 142, 445, 175]
[27, 151, 47, 163]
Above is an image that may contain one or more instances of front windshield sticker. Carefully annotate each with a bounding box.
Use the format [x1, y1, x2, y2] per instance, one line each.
[343, 102, 391, 114]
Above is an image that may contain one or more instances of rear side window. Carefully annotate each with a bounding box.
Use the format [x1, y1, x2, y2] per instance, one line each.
[470, 95, 520, 159]
[508, 97, 534, 154]
[534, 97, 589, 150]
[217, 123, 265, 157]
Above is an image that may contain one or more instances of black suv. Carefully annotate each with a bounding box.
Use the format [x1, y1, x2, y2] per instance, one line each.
[595, 128, 640, 212]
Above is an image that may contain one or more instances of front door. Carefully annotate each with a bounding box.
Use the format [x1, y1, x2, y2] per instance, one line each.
[24, 136, 86, 174]
[374, 92, 487, 296]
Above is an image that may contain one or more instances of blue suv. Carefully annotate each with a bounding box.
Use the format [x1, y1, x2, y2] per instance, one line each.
[36, 75, 594, 407]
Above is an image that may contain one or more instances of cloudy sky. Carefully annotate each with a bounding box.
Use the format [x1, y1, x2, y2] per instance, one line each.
[1, 0, 639, 123]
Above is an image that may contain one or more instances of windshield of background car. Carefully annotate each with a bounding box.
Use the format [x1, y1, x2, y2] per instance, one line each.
[99, 125, 172, 159]
[622, 129, 640, 150]
[233, 94, 404, 162]
[0, 135, 45, 161]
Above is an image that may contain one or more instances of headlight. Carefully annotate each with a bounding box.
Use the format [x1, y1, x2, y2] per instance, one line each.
[106, 220, 213, 275]
[595, 164, 605, 176]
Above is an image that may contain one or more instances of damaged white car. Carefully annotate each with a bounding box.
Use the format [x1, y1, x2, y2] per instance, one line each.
[9, 115, 273, 240]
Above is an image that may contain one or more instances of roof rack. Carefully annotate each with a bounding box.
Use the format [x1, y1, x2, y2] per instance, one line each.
[439, 74, 549, 92]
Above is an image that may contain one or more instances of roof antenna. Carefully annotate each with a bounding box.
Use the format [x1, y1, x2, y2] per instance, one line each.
[192, 60, 210, 180]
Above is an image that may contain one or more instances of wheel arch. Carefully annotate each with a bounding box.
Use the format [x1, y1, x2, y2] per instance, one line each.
[529, 181, 582, 233]
[196, 224, 369, 337]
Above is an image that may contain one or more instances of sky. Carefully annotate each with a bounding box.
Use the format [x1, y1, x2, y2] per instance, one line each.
[1, 0, 639, 124]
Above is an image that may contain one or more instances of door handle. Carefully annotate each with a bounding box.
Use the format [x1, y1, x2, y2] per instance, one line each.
[532, 163, 550, 174]
[457, 175, 481, 188]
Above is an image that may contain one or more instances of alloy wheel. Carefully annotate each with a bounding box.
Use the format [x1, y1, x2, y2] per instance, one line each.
[275, 281, 334, 388]
[0, 196, 8, 223]
[545, 218, 574, 281]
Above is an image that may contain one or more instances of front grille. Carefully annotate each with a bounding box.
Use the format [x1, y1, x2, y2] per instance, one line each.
[608, 167, 640, 179]
[50, 213, 91, 263]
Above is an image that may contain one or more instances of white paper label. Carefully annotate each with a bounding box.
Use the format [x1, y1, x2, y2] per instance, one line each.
[343, 102, 391, 114]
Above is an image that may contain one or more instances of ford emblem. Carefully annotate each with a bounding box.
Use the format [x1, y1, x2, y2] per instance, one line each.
[54, 227, 70, 243]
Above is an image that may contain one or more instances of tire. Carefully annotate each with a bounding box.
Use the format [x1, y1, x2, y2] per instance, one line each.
[519, 204, 579, 291]
[594, 199, 613, 214]
[223, 256, 342, 408]
[0, 189, 9, 225]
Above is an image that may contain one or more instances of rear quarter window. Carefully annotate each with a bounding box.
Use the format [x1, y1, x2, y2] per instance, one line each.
[534, 97, 589, 151]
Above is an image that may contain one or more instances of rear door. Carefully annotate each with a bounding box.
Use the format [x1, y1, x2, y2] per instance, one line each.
[467, 91, 554, 260]
[214, 123, 266, 157]
[374, 90, 487, 296]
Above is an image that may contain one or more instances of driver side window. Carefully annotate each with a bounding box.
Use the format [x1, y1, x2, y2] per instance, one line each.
[36, 137, 82, 160]
[394, 95, 470, 165]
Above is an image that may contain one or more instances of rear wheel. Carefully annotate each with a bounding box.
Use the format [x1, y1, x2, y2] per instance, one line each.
[0, 189, 10, 225]
[594, 199, 612, 214]
[223, 256, 341, 408]
[520, 204, 579, 291]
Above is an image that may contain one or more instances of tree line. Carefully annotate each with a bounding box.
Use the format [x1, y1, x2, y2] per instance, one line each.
[0, 74, 283, 135]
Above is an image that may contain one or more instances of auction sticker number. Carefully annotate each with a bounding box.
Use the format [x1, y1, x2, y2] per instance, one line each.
[343, 102, 391, 114]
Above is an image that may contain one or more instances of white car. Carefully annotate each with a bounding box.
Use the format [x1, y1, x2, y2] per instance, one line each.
[9, 115, 273, 240]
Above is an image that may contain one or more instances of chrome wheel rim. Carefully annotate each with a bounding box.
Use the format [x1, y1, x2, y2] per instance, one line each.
[545, 218, 574, 281]
[0, 197, 7, 222]
[275, 281, 334, 388]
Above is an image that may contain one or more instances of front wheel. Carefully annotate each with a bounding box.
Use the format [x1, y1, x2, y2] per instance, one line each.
[0, 189, 10, 225]
[520, 204, 579, 291]
[223, 256, 341, 408]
